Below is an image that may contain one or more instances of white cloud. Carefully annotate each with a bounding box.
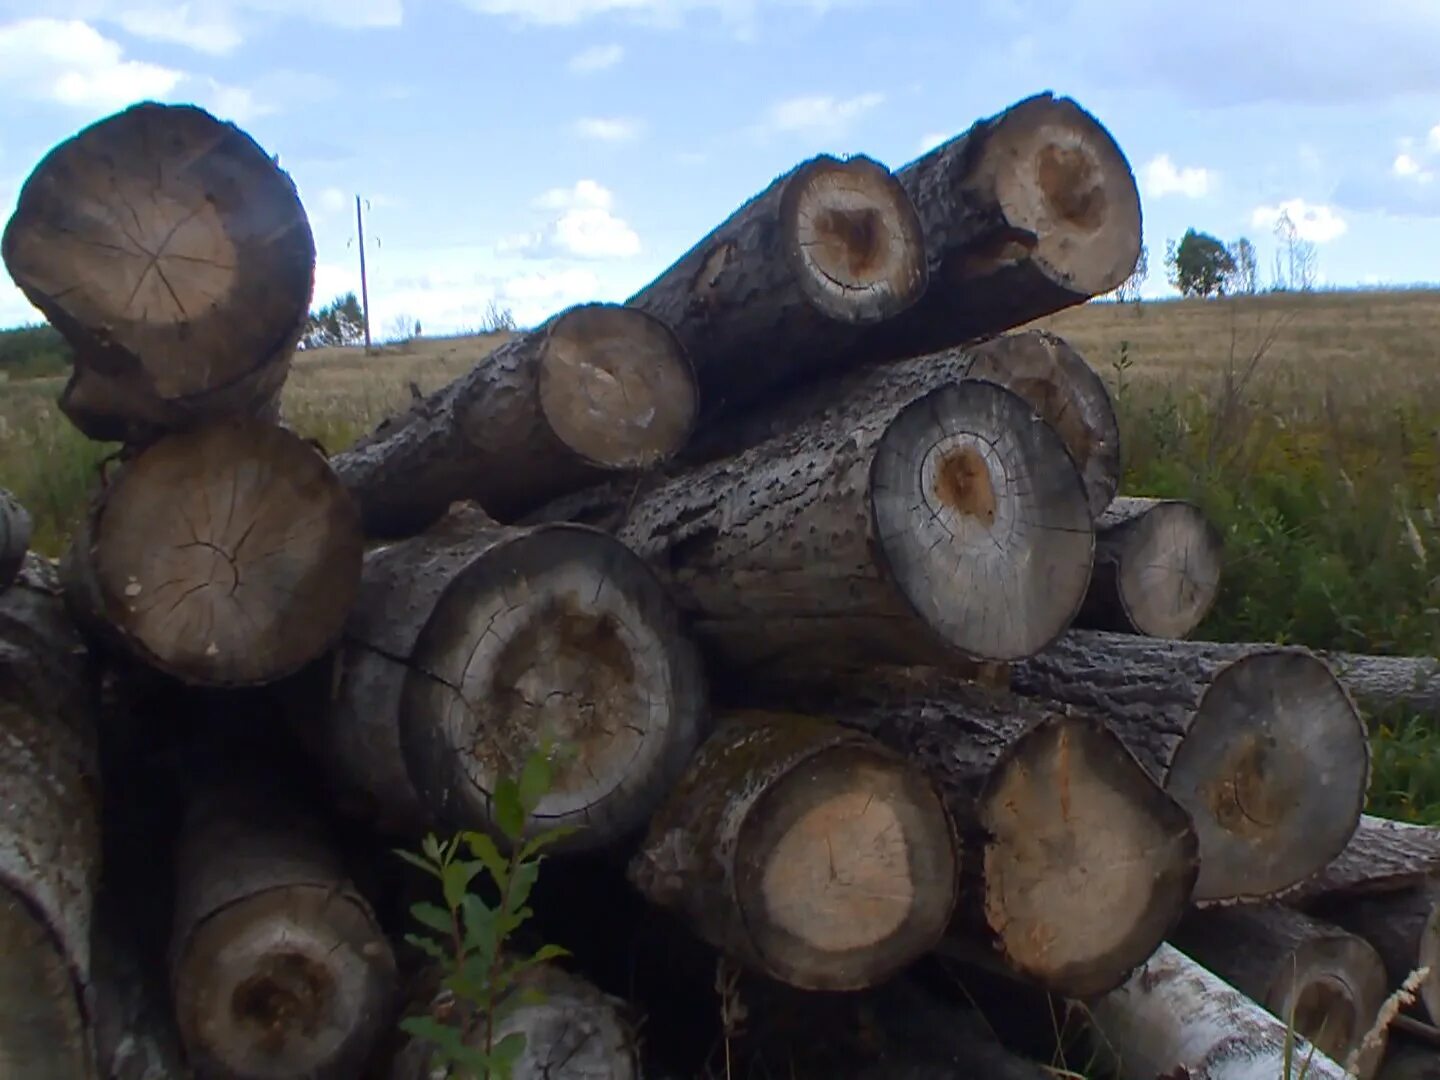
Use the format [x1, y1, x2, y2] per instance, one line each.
[568, 42, 624, 73]
[763, 91, 884, 138]
[0, 19, 183, 112]
[917, 131, 947, 154]
[1394, 152, 1435, 183]
[1430, 125, 1440, 153]
[459, 0, 853, 30]
[1141, 153, 1214, 199]
[574, 116, 644, 142]
[114, 5, 242, 53]
[191, 77, 272, 124]
[1251, 198, 1348, 244]
[502, 180, 640, 260]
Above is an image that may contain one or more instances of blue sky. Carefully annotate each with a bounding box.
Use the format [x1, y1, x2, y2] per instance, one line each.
[2, 0, 1440, 334]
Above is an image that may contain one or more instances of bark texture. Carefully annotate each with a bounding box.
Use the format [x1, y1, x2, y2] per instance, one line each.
[0, 487, 32, 589]
[391, 961, 640, 1080]
[1085, 943, 1351, 1079]
[1170, 904, 1391, 1078]
[61, 417, 363, 687]
[530, 375, 1095, 672]
[761, 668, 1199, 998]
[1315, 650, 1440, 722]
[1011, 630, 1370, 904]
[1308, 879, 1440, 1025]
[322, 502, 709, 852]
[1074, 496, 1224, 638]
[1, 101, 314, 444]
[0, 554, 102, 1080]
[626, 152, 927, 424]
[865, 92, 1143, 362]
[1288, 816, 1440, 904]
[332, 302, 697, 536]
[168, 777, 397, 1079]
[629, 710, 959, 991]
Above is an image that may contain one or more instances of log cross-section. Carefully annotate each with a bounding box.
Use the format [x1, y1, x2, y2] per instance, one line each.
[531, 376, 1095, 673]
[2, 101, 316, 445]
[332, 302, 698, 536]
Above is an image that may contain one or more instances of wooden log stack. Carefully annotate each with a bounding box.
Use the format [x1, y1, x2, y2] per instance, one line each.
[2, 90, 1436, 1079]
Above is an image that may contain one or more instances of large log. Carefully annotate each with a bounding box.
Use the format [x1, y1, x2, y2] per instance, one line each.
[168, 777, 397, 1079]
[1315, 650, 1440, 722]
[530, 375, 1095, 672]
[0, 555, 103, 1080]
[872, 92, 1143, 360]
[61, 417, 363, 687]
[1307, 879, 1440, 1026]
[320, 502, 708, 851]
[1084, 942, 1350, 1080]
[625, 153, 926, 423]
[1, 102, 314, 445]
[1073, 496, 1224, 638]
[1010, 630, 1370, 904]
[1380, 1038, 1440, 1080]
[1288, 816, 1440, 904]
[756, 668, 1199, 998]
[331, 302, 697, 535]
[1170, 904, 1391, 1078]
[0, 487, 32, 589]
[390, 961, 639, 1080]
[679, 328, 1121, 520]
[628, 710, 960, 991]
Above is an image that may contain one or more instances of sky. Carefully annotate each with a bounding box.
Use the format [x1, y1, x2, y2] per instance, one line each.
[2, 0, 1440, 335]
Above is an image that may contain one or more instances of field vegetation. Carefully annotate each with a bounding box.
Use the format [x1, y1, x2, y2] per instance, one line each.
[2, 286, 1437, 822]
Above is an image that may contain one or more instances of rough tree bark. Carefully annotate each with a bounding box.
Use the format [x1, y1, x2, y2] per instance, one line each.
[61, 417, 363, 687]
[625, 153, 927, 424]
[0, 488, 32, 589]
[865, 92, 1143, 361]
[529, 376, 1095, 672]
[1170, 904, 1392, 1078]
[0, 555, 102, 1080]
[331, 302, 698, 536]
[1073, 496, 1224, 638]
[320, 502, 709, 852]
[629, 710, 960, 992]
[1010, 630, 1370, 904]
[1, 101, 315, 445]
[390, 961, 640, 1080]
[168, 777, 397, 1079]
[755, 668, 1200, 998]
[1314, 650, 1440, 722]
[679, 328, 1121, 520]
[1307, 879, 1440, 1026]
[1287, 816, 1440, 904]
[1084, 942, 1350, 1080]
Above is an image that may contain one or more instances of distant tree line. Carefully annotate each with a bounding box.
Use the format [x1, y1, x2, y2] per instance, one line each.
[0, 323, 72, 379]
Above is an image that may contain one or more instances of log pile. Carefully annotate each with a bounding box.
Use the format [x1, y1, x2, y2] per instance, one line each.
[3, 91, 1437, 1079]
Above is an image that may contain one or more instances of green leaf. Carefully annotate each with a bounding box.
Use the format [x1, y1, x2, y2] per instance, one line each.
[529, 942, 570, 964]
[402, 932, 449, 962]
[462, 831, 509, 890]
[518, 825, 584, 861]
[459, 895, 499, 964]
[493, 777, 526, 842]
[505, 860, 543, 914]
[489, 1031, 528, 1077]
[409, 901, 454, 936]
[421, 833, 446, 864]
[518, 750, 553, 816]
[441, 857, 484, 911]
[394, 847, 442, 879]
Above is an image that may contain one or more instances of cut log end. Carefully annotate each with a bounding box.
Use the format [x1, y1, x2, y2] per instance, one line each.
[538, 303, 697, 472]
[1164, 649, 1369, 903]
[0, 887, 94, 1080]
[979, 95, 1141, 296]
[2, 101, 313, 440]
[871, 379, 1094, 661]
[780, 154, 927, 323]
[960, 330, 1121, 517]
[404, 523, 707, 852]
[980, 713, 1199, 998]
[172, 884, 395, 1078]
[1082, 497, 1224, 638]
[69, 418, 362, 686]
[735, 740, 958, 987]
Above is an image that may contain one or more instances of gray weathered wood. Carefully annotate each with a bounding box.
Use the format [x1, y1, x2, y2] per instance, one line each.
[1074, 496, 1224, 638]
[1011, 629, 1370, 904]
[0, 488, 32, 590]
[529, 375, 1095, 673]
[332, 302, 697, 536]
[1288, 816, 1440, 904]
[1315, 650, 1440, 723]
[2, 102, 314, 445]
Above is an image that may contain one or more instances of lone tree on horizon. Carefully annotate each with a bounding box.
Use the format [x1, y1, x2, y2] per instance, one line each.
[1165, 229, 1237, 298]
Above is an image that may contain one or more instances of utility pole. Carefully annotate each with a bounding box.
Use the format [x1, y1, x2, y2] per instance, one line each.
[355, 194, 372, 352]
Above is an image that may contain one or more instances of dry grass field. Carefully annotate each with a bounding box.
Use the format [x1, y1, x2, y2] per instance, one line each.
[3, 289, 1438, 820]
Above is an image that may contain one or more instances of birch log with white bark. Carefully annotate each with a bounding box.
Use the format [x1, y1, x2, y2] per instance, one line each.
[1011, 629, 1370, 904]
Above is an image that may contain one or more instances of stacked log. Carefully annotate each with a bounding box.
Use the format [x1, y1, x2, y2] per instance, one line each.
[5, 88, 1436, 1080]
